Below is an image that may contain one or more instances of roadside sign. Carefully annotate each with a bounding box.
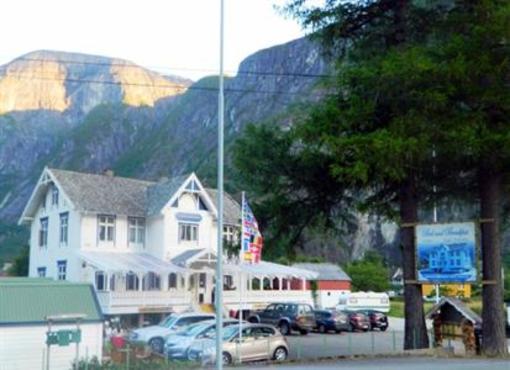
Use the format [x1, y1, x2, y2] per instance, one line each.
[46, 329, 81, 346]
[416, 222, 477, 283]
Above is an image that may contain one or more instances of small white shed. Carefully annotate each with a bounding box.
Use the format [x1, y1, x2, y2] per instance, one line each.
[0, 278, 103, 370]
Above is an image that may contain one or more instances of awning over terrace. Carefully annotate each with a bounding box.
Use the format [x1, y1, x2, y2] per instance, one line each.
[78, 251, 187, 274]
[225, 261, 319, 279]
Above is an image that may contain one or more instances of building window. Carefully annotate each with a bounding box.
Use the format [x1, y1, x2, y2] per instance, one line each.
[168, 273, 177, 289]
[37, 267, 46, 277]
[179, 223, 198, 242]
[95, 271, 106, 291]
[57, 260, 67, 280]
[128, 217, 145, 245]
[143, 272, 161, 291]
[223, 225, 236, 243]
[51, 186, 59, 206]
[126, 273, 139, 291]
[98, 215, 115, 242]
[59, 212, 69, 245]
[39, 217, 48, 247]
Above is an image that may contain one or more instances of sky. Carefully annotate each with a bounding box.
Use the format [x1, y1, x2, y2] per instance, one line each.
[0, 0, 308, 80]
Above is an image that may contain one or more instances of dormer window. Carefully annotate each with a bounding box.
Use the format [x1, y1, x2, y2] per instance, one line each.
[51, 186, 59, 206]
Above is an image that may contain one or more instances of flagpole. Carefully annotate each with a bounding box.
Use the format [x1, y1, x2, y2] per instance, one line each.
[238, 191, 245, 361]
[215, 0, 225, 368]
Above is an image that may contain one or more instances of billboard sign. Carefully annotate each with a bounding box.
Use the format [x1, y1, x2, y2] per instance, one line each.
[416, 222, 477, 283]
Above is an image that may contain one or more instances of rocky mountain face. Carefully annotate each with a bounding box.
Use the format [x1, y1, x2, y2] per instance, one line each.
[0, 39, 399, 263]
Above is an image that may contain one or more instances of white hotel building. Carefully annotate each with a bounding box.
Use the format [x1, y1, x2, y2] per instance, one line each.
[19, 168, 316, 325]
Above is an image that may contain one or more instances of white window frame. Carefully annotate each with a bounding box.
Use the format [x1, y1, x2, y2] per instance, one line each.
[98, 214, 115, 243]
[223, 225, 236, 243]
[95, 271, 106, 291]
[37, 267, 46, 277]
[126, 272, 139, 291]
[39, 217, 48, 248]
[128, 217, 145, 246]
[178, 223, 199, 243]
[57, 260, 67, 280]
[59, 212, 69, 246]
[51, 186, 59, 206]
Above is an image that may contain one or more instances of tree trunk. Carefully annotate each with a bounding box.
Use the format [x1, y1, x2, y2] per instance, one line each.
[400, 175, 429, 350]
[479, 165, 507, 356]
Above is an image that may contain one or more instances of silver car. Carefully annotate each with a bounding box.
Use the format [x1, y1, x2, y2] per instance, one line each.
[187, 323, 289, 365]
[164, 319, 239, 359]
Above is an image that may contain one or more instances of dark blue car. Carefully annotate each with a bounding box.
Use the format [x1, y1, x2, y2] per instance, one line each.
[313, 310, 350, 333]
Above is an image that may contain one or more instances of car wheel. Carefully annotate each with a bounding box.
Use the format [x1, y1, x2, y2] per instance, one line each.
[222, 352, 232, 366]
[248, 316, 259, 324]
[363, 328, 369, 332]
[279, 322, 290, 336]
[381, 326, 388, 332]
[273, 346, 288, 362]
[149, 337, 164, 354]
[299, 329, 308, 335]
[318, 324, 326, 334]
[335, 329, 342, 334]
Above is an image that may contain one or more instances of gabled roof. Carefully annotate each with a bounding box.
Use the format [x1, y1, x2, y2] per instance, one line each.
[50, 168, 152, 217]
[19, 168, 241, 224]
[291, 263, 351, 281]
[146, 174, 190, 216]
[0, 278, 102, 325]
[171, 249, 207, 267]
[205, 188, 241, 225]
[425, 297, 482, 325]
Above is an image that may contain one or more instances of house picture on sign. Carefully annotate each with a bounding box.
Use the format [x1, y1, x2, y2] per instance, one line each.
[416, 222, 477, 283]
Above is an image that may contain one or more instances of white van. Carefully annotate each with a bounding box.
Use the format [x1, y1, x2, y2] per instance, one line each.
[336, 291, 390, 313]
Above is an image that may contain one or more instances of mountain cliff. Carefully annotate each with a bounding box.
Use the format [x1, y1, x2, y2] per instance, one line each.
[0, 38, 399, 264]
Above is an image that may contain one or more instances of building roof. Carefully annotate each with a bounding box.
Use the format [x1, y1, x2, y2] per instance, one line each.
[425, 297, 482, 325]
[79, 251, 187, 274]
[20, 168, 241, 222]
[205, 188, 241, 225]
[51, 168, 153, 217]
[291, 263, 351, 281]
[146, 174, 190, 216]
[171, 249, 206, 267]
[0, 278, 102, 325]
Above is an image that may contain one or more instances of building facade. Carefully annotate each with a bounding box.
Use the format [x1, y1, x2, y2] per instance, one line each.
[20, 168, 316, 324]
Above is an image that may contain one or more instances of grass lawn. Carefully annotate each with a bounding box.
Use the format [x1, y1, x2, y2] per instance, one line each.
[389, 298, 482, 318]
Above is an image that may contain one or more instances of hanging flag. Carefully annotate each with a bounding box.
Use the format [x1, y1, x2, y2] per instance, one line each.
[241, 193, 264, 264]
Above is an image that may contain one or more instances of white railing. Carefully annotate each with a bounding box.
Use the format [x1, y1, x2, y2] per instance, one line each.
[223, 289, 314, 310]
[97, 290, 191, 314]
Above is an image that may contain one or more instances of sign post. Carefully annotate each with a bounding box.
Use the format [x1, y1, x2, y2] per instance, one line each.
[45, 314, 86, 370]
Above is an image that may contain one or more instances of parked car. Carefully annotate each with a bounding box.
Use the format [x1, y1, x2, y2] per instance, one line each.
[128, 312, 215, 353]
[344, 311, 370, 332]
[164, 319, 240, 359]
[187, 323, 289, 365]
[314, 309, 350, 333]
[356, 310, 389, 331]
[248, 302, 315, 335]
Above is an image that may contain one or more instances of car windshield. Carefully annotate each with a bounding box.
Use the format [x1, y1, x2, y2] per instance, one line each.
[159, 315, 179, 328]
[182, 323, 211, 337]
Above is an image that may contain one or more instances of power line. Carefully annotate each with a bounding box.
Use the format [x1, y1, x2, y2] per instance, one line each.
[3, 71, 333, 97]
[9, 56, 336, 80]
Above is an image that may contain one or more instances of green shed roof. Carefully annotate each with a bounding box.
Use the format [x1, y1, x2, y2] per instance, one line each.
[0, 278, 103, 325]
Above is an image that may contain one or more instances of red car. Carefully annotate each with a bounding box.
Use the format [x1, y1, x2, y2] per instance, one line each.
[345, 311, 370, 332]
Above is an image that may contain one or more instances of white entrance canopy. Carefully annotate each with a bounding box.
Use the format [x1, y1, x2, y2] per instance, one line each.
[225, 261, 319, 279]
[78, 251, 187, 274]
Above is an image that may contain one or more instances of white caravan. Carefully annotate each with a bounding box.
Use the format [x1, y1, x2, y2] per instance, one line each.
[336, 291, 390, 313]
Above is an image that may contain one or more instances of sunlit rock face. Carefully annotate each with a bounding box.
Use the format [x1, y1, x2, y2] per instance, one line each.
[0, 50, 190, 115]
[0, 59, 70, 113]
[111, 62, 188, 107]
